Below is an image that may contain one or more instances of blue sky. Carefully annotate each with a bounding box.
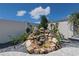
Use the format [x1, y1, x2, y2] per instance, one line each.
[0, 3, 79, 23]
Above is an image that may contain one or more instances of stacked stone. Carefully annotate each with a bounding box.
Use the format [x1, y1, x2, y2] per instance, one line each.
[25, 27, 60, 54]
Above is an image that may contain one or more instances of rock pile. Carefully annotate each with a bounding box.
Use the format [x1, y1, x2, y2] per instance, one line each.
[25, 27, 61, 54]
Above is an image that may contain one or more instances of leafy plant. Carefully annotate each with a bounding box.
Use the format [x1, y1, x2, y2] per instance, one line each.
[9, 35, 19, 48]
[26, 27, 31, 33]
[55, 31, 63, 44]
[51, 23, 62, 44]
[9, 33, 29, 48]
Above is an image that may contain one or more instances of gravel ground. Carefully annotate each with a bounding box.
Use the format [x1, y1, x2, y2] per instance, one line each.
[0, 40, 79, 56]
[47, 40, 79, 56]
[47, 47, 79, 56]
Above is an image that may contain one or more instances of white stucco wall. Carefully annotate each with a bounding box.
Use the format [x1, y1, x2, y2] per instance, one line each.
[48, 23, 54, 30]
[58, 21, 73, 39]
[0, 20, 26, 43]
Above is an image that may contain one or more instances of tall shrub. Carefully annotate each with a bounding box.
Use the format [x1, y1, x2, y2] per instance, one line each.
[39, 15, 48, 29]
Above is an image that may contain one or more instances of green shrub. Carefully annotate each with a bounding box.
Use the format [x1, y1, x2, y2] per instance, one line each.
[39, 15, 48, 29]
[26, 27, 31, 34]
[50, 23, 62, 44]
[9, 33, 29, 46]
[55, 31, 62, 44]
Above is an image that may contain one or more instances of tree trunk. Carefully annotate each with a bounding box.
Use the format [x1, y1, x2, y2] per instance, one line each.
[73, 22, 78, 36]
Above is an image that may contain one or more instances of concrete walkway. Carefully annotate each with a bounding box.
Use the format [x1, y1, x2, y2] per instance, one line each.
[0, 40, 79, 56]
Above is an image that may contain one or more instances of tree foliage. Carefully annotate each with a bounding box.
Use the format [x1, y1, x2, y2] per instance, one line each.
[68, 12, 79, 35]
[39, 15, 48, 29]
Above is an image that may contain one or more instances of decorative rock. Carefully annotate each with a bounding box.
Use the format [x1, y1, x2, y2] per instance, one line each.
[26, 46, 33, 51]
[45, 30, 49, 33]
[50, 43, 56, 47]
[37, 41, 41, 45]
[25, 28, 61, 54]
[43, 43, 50, 48]
[33, 26, 38, 34]
[26, 46, 34, 54]
[33, 36, 37, 39]
[50, 46, 56, 51]
[39, 36, 45, 42]
[49, 33, 54, 37]
[34, 48, 39, 54]
[45, 30, 49, 37]
[52, 38, 58, 43]
[46, 48, 52, 52]
[48, 37, 52, 42]
[31, 43, 36, 49]
[27, 33, 34, 40]
[40, 48, 45, 54]
[45, 33, 49, 36]
[25, 40, 31, 48]
[39, 27, 44, 33]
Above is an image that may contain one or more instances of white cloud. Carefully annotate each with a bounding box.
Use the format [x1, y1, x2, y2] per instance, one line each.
[29, 6, 50, 19]
[34, 21, 40, 24]
[16, 10, 26, 16]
